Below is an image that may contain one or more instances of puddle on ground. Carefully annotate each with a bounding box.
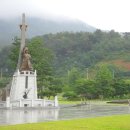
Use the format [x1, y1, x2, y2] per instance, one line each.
[0, 104, 130, 125]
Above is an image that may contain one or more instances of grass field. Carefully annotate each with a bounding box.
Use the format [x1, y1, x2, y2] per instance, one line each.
[0, 114, 130, 130]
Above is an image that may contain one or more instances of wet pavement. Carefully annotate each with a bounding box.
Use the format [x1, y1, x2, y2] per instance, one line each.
[0, 103, 130, 125]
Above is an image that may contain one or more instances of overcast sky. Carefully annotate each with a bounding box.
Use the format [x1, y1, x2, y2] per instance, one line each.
[0, 0, 130, 32]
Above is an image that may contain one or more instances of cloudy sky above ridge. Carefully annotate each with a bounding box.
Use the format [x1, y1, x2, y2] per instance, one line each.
[0, 0, 130, 32]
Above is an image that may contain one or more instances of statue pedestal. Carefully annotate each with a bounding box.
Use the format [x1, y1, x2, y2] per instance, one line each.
[10, 70, 37, 101]
[3, 70, 59, 108]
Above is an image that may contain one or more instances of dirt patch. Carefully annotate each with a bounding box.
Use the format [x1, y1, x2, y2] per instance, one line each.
[112, 60, 130, 70]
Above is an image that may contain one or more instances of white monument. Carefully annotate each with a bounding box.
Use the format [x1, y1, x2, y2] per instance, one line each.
[0, 14, 58, 108]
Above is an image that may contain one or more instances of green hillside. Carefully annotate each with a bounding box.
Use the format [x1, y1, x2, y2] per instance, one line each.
[38, 30, 130, 77]
[1, 30, 130, 77]
[1, 30, 130, 99]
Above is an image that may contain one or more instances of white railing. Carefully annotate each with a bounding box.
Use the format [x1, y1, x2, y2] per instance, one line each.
[10, 100, 20, 107]
[0, 101, 6, 108]
[0, 96, 58, 108]
[45, 100, 55, 106]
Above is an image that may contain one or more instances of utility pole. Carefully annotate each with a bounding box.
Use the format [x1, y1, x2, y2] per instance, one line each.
[112, 70, 114, 79]
[0, 68, 2, 79]
[86, 68, 89, 80]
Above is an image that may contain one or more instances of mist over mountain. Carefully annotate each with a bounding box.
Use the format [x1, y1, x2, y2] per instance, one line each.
[0, 17, 96, 46]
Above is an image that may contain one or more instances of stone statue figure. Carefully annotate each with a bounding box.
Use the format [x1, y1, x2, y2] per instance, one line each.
[20, 47, 33, 71]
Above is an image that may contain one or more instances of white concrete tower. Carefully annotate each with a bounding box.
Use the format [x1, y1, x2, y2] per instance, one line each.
[17, 13, 27, 69]
[5, 14, 58, 108]
[10, 14, 38, 102]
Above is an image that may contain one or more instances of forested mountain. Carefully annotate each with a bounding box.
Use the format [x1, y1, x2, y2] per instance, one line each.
[0, 17, 96, 46]
[36, 30, 130, 77]
[1, 30, 130, 77]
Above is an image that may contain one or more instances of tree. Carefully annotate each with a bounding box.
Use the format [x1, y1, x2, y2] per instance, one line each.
[67, 67, 81, 87]
[95, 64, 114, 98]
[28, 37, 55, 97]
[41, 77, 63, 98]
[112, 79, 130, 98]
[9, 37, 20, 70]
[62, 67, 81, 100]
[28, 37, 53, 78]
[75, 78, 96, 100]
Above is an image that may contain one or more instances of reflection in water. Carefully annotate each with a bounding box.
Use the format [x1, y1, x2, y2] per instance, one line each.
[57, 104, 130, 120]
[0, 104, 130, 125]
[128, 105, 130, 112]
[0, 109, 59, 125]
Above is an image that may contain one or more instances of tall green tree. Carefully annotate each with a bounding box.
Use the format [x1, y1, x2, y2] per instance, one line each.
[112, 79, 130, 98]
[9, 37, 20, 70]
[28, 38, 53, 78]
[28, 37, 55, 98]
[63, 67, 81, 100]
[75, 78, 96, 100]
[41, 77, 63, 98]
[95, 64, 114, 98]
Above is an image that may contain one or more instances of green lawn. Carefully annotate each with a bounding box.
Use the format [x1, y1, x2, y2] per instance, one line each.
[59, 100, 109, 104]
[1, 114, 130, 130]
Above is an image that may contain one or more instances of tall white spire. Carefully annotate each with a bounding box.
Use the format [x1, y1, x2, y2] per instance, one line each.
[17, 13, 27, 70]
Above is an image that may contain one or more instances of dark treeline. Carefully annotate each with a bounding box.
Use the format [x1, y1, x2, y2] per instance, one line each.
[1, 30, 130, 100]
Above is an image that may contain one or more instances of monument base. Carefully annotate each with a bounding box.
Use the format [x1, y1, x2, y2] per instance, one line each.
[0, 96, 59, 108]
[10, 70, 38, 101]
[0, 70, 59, 108]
